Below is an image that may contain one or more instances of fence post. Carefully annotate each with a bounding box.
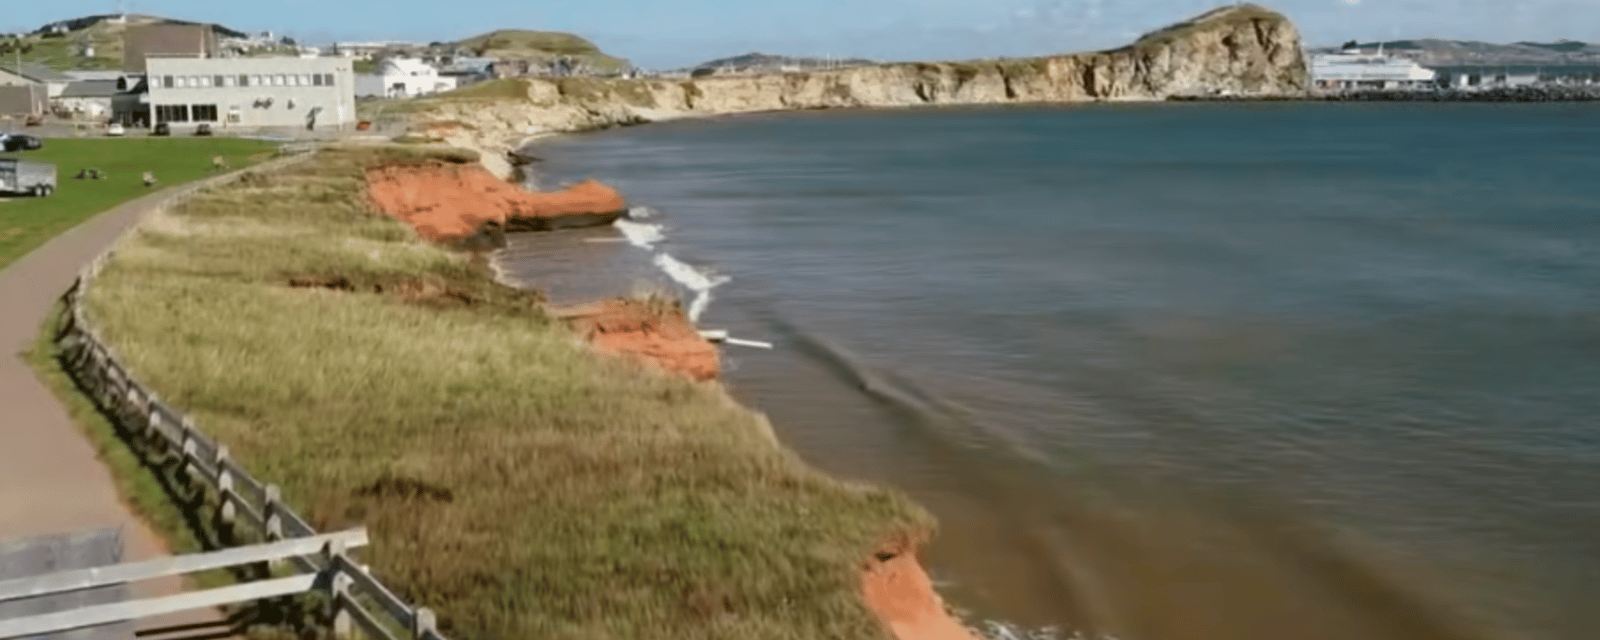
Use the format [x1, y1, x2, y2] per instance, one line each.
[215, 445, 236, 528]
[145, 403, 163, 444]
[263, 484, 285, 572]
[179, 417, 200, 484]
[324, 539, 352, 637]
[413, 607, 438, 640]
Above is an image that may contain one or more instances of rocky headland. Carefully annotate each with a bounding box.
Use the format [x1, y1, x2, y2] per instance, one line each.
[404, 3, 1311, 178]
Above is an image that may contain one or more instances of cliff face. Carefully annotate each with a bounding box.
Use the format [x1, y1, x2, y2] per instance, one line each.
[412, 3, 1309, 177]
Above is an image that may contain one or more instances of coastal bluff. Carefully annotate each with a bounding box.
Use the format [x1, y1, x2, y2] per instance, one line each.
[408, 3, 1310, 176]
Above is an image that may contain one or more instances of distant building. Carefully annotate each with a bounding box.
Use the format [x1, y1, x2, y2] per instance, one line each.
[53, 79, 119, 118]
[373, 57, 455, 97]
[143, 56, 355, 130]
[0, 63, 74, 98]
[333, 42, 424, 61]
[0, 84, 46, 116]
[124, 24, 219, 73]
[1311, 47, 1437, 90]
[1431, 65, 1600, 88]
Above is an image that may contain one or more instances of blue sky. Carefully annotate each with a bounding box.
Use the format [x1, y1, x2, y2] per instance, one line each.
[5, 0, 1596, 69]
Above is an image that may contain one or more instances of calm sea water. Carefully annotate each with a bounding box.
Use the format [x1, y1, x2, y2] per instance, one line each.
[500, 103, 1600, 640]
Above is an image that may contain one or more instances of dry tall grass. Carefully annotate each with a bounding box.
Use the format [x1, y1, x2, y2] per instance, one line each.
[82, 144, 931, 639]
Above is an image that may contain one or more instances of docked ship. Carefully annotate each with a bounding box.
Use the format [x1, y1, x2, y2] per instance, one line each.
[1310, 44, 1438, 90]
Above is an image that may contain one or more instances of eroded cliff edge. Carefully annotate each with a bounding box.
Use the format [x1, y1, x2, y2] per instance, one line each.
[407, 3, 1309, 176]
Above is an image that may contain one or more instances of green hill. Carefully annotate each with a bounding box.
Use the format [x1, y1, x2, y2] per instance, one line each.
[446, 29, 629, 73]
[2, 14, 247, 72]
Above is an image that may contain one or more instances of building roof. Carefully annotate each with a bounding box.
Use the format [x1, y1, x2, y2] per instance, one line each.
[382, 58, 437, 76]
[64, 70, 128, 82]
[0, 63, 73, 83]
[59, 80, 121, 98]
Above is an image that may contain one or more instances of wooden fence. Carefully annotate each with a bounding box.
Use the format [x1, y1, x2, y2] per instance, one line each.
[5, 155, 454, 640]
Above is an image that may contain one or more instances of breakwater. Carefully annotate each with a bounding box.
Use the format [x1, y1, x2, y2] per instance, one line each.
[1170, 86, 1600, 102]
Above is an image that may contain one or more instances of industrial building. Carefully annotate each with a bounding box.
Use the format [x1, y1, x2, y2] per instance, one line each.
[143, 56, 356, 130]
[1310, 47, 1437, 90]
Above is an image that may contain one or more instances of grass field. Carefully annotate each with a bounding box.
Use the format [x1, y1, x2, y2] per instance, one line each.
[0, 137, 279, 269]
[51, 144, 930, 639]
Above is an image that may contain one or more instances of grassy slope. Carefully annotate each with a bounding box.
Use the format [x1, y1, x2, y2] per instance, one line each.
[451, 29, 630, 73]
[72, 145, 929, 639]
[6, 20, 127, 71]
[0, 138, 278, 269]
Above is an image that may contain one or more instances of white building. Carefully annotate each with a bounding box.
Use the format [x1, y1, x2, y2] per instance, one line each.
[1311, 47, 1437, 90]
[369, 58, 456, 98]
[144, 56, 356, 130]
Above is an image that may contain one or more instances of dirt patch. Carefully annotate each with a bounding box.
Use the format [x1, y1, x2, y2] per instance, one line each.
[364, 162, 627, 242]
[354, 475, 456, 503]
[287, 275, 354, 291]
[557, 298, 720, 381]
[862, 535, 981, 640]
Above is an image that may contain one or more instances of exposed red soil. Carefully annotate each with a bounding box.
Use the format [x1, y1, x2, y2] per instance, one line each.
[364, 162, 626, 241]
[863, 535, 983, 640]
[557, 299, 720, 381]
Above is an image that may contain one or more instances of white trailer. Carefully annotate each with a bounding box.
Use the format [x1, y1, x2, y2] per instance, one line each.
[0, 158, 57, 197]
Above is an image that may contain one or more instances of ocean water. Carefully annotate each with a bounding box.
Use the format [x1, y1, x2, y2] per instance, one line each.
[498, 102, 1600, 640]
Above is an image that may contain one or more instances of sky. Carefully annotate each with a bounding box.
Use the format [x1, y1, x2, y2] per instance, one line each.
[5, 0, 1598, 69]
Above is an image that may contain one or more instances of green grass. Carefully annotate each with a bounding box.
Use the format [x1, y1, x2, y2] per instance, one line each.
[448, 30, 630, 74]
[69, 144, 931, 640]
[430, 78, 534, 101]
[454, 29, 605, 57]
[0, 138, 279, 269]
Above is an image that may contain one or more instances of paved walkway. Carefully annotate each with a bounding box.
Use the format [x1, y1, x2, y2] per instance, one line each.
[0, 165, 289, 637]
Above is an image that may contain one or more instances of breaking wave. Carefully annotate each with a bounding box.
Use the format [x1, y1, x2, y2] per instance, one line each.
[613, 207, 730, 323]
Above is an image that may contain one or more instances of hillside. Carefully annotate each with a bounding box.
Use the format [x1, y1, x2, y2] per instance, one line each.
[4, 14, 248, 71]
[443, 29, 630, 74]
[1308, 38, 1600, 65]
[678, 52, 879, 76]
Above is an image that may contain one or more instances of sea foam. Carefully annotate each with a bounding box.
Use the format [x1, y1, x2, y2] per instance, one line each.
[653, 252, 730, 322]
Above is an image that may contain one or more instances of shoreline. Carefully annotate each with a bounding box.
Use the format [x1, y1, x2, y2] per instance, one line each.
[447, 110, 1003, 638]
[70, 144, 945, 640]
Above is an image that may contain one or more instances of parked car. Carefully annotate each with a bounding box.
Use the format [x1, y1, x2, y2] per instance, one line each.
[151, 122, 170, 136]
[0, 133, 43, 152]
[194, 123, 213, 136]
[106, 123, 126, 137]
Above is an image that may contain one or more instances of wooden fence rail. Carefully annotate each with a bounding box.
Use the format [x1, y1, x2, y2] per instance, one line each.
[8, 156, 453, 640]
[0, 530, 367, 639]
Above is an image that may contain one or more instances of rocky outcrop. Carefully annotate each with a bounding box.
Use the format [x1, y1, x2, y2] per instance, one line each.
[554, 299, 721, 381]
[410, 3, 1309, 175]
[364, 162, 627, 242]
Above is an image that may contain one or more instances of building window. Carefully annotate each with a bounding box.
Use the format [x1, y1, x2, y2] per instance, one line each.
[239, 74, 250, 87]
[213, 75, 226, 87]
[252, 74, 263, 86]
[312, 74, 324, 86]
[162, 75, 174, 88]
[275, 74, 286, 86]
[191, 104, 218, 122]
[154, 104, 190, 123]
[323, 73, 334, 86]
[176, 76, 189, 88]
[227, 108, 241, 123]
[301, 74, 312, 85]
[223, 75, 236, 87]
[198, 75, 212, 88]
